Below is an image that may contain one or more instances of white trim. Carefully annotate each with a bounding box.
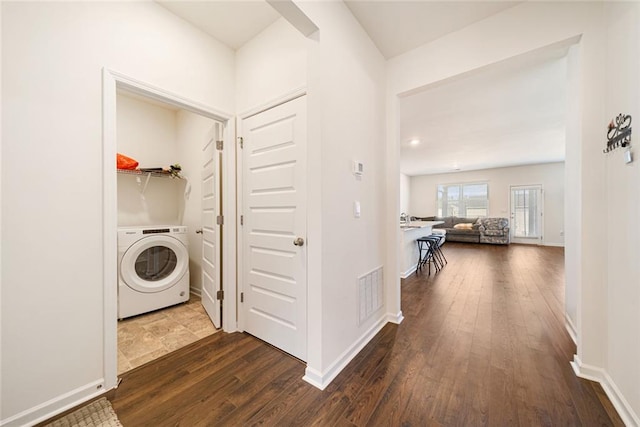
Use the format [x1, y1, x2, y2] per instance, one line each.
[571, 355, 640, 427]
[108, 70, 232, 121]
[303, 316, 389, 390]
[565, 312, 577, 345]
[544, 242, 565, 247]
[0, 380, 105, 427]
[221, 120, 238, 333]
[387, 310, 404, 325]
[101, 68, 235, 394]
[400, 265, 417, 279]
[238, 86, 307, 120]
[236, 116, 245, 332]
[101, 69, 119, 392]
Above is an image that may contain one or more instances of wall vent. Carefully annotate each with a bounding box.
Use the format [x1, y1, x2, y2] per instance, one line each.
[358, 266, 384, 325]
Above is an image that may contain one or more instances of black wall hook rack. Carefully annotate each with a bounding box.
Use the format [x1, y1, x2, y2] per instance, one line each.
[604, 113, 632, 153]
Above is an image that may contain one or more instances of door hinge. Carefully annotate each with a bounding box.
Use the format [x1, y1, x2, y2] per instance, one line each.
[216, 290, 224, 300]
[216, 140, 223, 150]
[240, 215, 244, 225]
[216, 215, 224, 225]
[238, 137, 243, 149]
[240, 292, 244, 303]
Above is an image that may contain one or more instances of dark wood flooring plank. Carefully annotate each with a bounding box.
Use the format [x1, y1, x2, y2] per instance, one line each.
[101, 243, 624, 427]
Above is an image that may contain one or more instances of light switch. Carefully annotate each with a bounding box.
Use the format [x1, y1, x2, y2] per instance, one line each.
[354, 201, 361, 218]
[353, 161, 364, 176]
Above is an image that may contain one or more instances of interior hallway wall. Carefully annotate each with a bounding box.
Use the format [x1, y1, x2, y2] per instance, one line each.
[409, 162, 565, 246]
[1, 2, 234, 424]
[235, 18, 307, 114]
[603, 2, 640, 423]
[294, 0, 387, 386]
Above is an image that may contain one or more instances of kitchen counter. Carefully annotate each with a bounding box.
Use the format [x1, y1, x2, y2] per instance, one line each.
[400, 221, 443, 278]
[400, 220, 443, 231]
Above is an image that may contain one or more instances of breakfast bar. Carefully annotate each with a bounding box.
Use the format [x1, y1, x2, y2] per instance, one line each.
[400, 220, 444, 278]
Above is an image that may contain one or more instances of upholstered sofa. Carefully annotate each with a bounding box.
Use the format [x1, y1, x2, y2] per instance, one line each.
[413, 216, 510, 245]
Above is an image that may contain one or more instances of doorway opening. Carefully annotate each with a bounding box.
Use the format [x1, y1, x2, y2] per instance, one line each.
[102, 70, 236, 387]
[510, 185, 544, 245]
[237, 94, 308, 362]
[115, 90, 224, 374]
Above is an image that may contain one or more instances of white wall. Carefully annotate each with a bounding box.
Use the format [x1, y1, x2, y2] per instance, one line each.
[117, 94, 178, 168]
[295, 1, 387, 386]
[399, 173, 410, 215]
[409, 162, 565, 246]
[235, 17, 307, 114]
[564, 44, 581, 338]
[604, 2, 640, 423]
[387, 2, 639, 423]
[116, 94, 184, 227]
[237, 4, 388, 387]
[1, 2, 234, 424]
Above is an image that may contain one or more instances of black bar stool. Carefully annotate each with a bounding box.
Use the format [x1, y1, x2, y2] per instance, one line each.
[417, 236, 440, 275]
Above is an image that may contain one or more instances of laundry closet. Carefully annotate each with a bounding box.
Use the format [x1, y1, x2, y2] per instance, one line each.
[115, 90, 219, 374]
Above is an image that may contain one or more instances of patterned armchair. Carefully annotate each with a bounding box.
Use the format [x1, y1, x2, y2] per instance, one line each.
[478, 218, 510, 244]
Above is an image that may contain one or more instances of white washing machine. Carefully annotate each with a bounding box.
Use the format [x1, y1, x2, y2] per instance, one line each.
[118, 225, 190, 319]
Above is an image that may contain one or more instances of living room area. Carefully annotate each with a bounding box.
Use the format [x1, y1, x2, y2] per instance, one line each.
[398, 40, 567, 278]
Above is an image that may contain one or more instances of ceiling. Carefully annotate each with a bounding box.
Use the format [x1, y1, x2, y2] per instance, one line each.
[157, 1, 566, 177]
[400, 47, 569, 176]
[156, 1, 520, 58]
[156, 1, 280, 50]
[344, 1, 520, 59]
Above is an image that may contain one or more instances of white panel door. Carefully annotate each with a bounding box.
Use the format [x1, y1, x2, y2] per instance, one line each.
[201, 123, 222, 328]
[510, 185, 543, 245]
[241, 96, 307, 361]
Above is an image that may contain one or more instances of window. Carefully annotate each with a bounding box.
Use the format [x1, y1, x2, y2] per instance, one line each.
[437, 183, 488, 217]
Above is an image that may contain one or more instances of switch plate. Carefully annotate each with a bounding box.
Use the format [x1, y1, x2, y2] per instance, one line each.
[353, 161, 364, 176]
[354, 201, 361, 218]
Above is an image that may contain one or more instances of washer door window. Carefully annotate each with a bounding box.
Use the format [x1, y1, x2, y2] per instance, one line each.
[121, 235, 189, 293]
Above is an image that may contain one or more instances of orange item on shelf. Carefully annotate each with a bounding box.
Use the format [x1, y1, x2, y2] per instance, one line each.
[117, 153, 139, 170]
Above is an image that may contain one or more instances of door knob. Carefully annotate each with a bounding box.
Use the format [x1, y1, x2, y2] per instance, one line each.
[293, 237, 305, 247]
[195, 229, 203, 234]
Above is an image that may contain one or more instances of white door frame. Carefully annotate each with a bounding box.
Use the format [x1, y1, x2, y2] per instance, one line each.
[101, 69, 237, 391]
[509, 184, 544, 245]
[236, 88, 307, 334]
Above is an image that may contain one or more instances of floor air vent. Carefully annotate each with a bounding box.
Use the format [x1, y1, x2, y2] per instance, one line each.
[358, 266, 384, 325]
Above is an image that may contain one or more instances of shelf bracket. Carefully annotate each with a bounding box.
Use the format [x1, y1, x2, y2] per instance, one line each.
[142, 172, 152, 194]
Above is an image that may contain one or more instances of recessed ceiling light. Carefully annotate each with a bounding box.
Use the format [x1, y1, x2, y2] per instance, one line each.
[409, 139, 420, 146]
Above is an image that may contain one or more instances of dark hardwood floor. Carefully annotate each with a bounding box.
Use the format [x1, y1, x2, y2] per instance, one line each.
[109, 243, 623, 426]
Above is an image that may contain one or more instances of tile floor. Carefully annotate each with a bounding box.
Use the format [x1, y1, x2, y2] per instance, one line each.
[117, 295, 217, 374]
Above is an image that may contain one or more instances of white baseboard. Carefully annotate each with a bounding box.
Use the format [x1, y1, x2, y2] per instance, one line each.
[571, 355, 640, 427]
[387, 310, 404, 325]
[1, 380, 105, 427]
[544, 242, 565, 247]
[400, 265, 417, 279]
[565, 313, 577, 345]
[303, 315, 389, 390]
[189, 287, 202, 297]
